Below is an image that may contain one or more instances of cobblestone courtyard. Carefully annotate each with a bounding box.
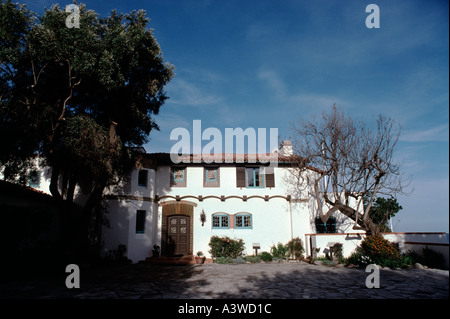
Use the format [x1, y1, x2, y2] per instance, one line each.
[0, 262, 448, 299]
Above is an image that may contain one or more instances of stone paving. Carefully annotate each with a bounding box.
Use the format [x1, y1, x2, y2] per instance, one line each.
[0, 262, 448, 299]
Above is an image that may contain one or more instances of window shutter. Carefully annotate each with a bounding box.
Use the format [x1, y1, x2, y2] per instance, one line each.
[265, 167, 275, 188]
[236, 167, 245, 187]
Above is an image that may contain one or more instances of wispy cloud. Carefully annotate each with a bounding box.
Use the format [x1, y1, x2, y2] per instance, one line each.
[400, 124, 449, 143]
[166, 78, 223, 107]
[257, 69, 348, 114]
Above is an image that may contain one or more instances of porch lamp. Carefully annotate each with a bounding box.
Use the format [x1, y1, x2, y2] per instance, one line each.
[200, 209, 207, 226]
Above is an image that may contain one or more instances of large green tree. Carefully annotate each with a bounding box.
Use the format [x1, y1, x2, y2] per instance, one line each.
[366, 196, 403, 232]
[0, 1, 174, 260]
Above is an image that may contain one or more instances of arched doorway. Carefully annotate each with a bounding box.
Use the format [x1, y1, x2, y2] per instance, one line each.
[160, 201, 196, 256]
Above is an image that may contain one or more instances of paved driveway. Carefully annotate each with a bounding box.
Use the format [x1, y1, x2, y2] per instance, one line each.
[0, 262, 448, 299]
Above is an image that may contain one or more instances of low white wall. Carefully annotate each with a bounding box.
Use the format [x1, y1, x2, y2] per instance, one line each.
[306, 232, 449, 261]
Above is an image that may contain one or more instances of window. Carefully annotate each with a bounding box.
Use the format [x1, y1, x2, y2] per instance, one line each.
[204, 167, 220, 187]
[171, 167, 187, 187]
[212, 213, 229, 229]
[246, 167, 264, 188]
[205, 167, 217, 181]
[173, 168, 185, 182]
[236, 166, 275, 188]
[235, 213, 252, 229]
[136, 210, 146, 233]
[315, 217, 337, 233]
[138, 170, 148, 187]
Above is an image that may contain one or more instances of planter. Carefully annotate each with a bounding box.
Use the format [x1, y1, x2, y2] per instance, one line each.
[152, 245, 160, 258]
[195, 257, 206, 264]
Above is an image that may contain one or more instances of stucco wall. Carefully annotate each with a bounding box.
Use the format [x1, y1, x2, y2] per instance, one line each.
[103, 164, 321, 262]
[307, 232, 449, 263]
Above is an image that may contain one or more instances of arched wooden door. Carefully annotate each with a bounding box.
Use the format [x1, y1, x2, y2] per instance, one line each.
[161, 201, 195, 257]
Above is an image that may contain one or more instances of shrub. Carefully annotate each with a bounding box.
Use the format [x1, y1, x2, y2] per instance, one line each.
[270, 242, 288, 259]
[345, 235, 402, 267]
[286, 237, 305, 260]
[345, 246, 365, 265]
[208, 236, 245, 258]
[404, 247, 446, 269]
[259, 251, 273, 262]
[244, 255, 261, 263]
[214, 257, 233, 264]
[361, 234, 401, 266]
[332, 243, 344, 262]
[420, 247, 446, 269]
[232, 256, 246, 264]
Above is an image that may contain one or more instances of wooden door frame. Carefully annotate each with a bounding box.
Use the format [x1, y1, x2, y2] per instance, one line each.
[160, 201, 195, 256]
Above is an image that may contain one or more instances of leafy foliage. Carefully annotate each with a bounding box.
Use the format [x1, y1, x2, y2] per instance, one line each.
[259, 251, 273, 262]
[365, 195, 403, 232]
[0, 1, 174, 261]
[332, 242, 344, 262]
[286, 237, 305, 260]
[361, 234, 401, 264]
[208, 236, 245, 259]
[408, 247, 446, 269]
[346, 235, 403, 268]
[214, 256, 233, 264]
[270, 242, 288, 259]
[1, 2, 174, 186]
[244, 255, 261, 263]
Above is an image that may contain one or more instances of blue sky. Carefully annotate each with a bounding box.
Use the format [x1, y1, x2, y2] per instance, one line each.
[23, 0, 448, 233]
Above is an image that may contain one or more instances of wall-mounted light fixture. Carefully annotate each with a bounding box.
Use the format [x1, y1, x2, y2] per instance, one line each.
[200, 209, 206, 226]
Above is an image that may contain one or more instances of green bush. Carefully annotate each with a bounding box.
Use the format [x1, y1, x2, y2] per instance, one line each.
[214, 256, 233, 264]
[404, 247, 446, 269]
[332, 243, 344, 262]
[259, 251, 273, 262]
[208, 236, 245, 258]
[360, 235, 401, 266]
[420, 247, 446, 269]
[286, 237, 305, 260]
[345, 236, 448, 269]
[232, 256, 246, 264]
[244, 255, 261, 263]
[270, 242, 288, 259]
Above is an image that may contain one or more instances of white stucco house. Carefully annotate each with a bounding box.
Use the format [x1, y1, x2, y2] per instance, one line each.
[97, 141, 365, 263]
[4, 140, 448, 266]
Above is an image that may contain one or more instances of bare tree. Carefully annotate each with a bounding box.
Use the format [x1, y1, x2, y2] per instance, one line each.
[288, 105, 406, 235]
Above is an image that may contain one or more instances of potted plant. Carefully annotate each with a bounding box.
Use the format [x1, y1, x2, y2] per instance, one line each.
[195, 251, 206, 264]
[152, 245, 160, 258]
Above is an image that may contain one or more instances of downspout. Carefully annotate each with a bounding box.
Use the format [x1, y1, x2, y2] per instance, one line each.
[289, 198, 293, 240]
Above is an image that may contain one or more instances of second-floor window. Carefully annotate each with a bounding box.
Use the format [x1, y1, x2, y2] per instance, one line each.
[236, 166, 275, 188]
[171, 167, 187, 187]
[138, 170, 148, 187]
[204, 167, 220, 187]
[246, 167, 264, 188]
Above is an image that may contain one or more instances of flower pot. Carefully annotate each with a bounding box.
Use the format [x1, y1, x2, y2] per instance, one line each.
[195, 257, 206, 264]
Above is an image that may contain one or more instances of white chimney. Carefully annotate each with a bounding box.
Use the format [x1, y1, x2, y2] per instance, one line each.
[279, 140, 293, 156]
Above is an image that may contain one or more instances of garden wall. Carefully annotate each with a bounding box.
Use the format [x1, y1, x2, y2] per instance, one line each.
[306, 232, 449, 268]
